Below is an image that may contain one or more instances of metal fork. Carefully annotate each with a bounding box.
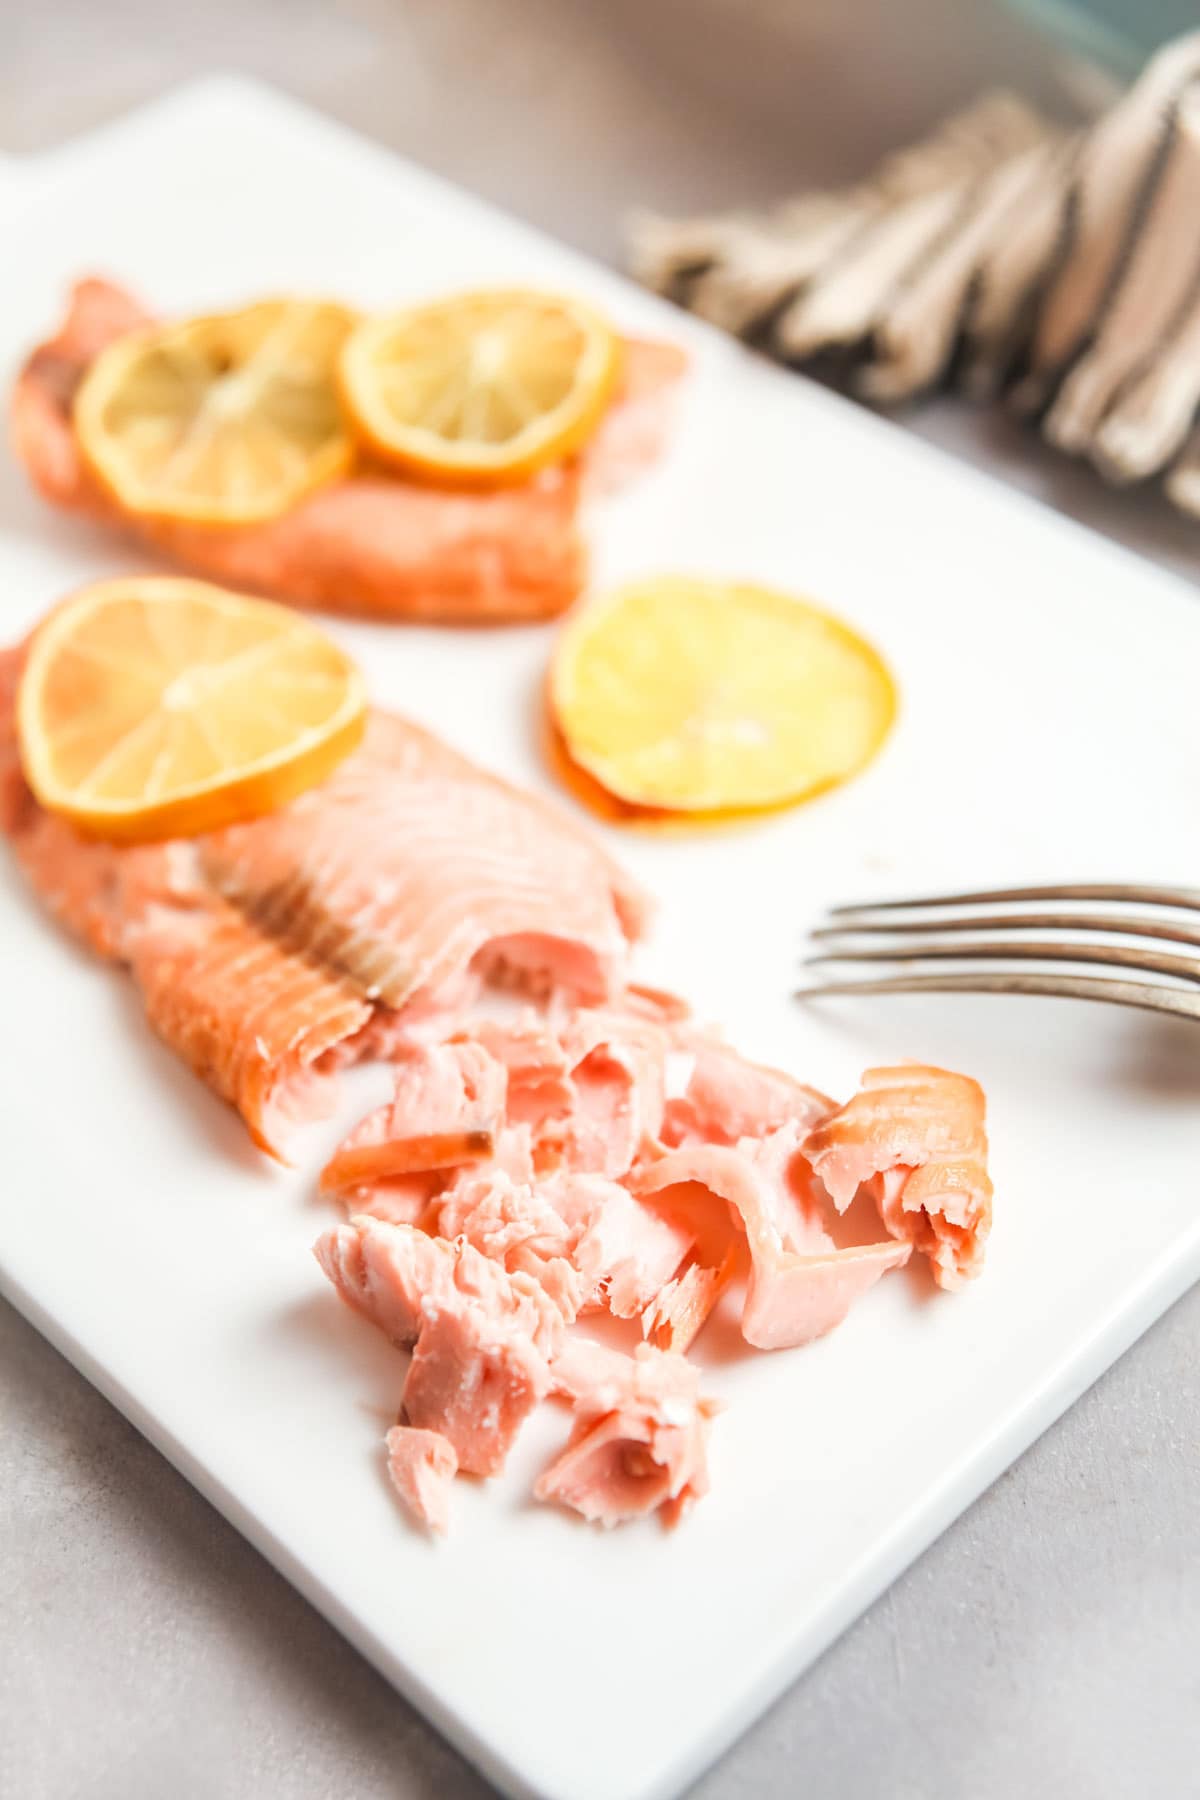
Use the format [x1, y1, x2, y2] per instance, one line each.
[799, 883, 1200, 1023]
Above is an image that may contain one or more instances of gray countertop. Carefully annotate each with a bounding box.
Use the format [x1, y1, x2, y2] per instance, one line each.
[1, 4, 1197, 1797]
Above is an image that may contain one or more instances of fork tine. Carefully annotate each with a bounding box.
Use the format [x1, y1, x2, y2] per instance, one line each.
[828, 883, 1200, 917]
[811, 910, 1200, 949]
[797, 970, 1200, 1021]
[804, 939, 1200, 986]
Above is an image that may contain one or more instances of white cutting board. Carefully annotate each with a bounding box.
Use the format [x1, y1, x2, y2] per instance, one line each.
[1, 78, 1198, 1800]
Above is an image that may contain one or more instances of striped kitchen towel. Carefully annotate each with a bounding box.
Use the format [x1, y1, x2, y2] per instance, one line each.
[631, 32, 1200, 515]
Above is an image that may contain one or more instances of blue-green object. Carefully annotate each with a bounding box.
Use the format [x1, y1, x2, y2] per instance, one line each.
[1003, 0, 1194, 74]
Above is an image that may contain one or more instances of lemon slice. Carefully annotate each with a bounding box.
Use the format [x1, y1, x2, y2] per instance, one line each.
[338, 289, 621, 485]
[550, 576, 896, 812]
[18, 577, 367, 843]
[73, 300, 358, 525]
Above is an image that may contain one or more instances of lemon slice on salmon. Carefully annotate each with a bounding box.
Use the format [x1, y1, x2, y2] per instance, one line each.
[550, 576, 896, 812]
[338, 290, 621, 485]
[73, 300, 358, 525]
[18, 577, 367, 843]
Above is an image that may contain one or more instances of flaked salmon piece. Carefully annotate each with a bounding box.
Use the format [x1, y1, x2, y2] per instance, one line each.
[436, 1169, 575, 1267]
[335, 1174, 442, 1228]
[619, 982, 692, 1026]
[404, 1303, 552, 1477]
[325, 1115, 534, 1227]
[537, 1340, 717, 1527]
[11, 279, 686, 624]
[319, 1039, 507, 1195]
[641, 1246, 739, 1354]
[3, 651, 648, 1152]
[544, 1170, 692, 1318]
[465, 1015, 575, 1128]
[662, 1037, 835, 1149]
[463, 1005, 670, 1179]
[637, 1122, 910, 1349]
[315, 1215, 455, 1347]
[485, 1123, 539, 1184]
[384, 1425, 458, 1536]
[522, 1253, 587, 1327]
[556, 1008, 669, 1178]
[314, 1214, 567, 1361]
[549, 1335, 637, 1405]
[739, 1232, 910, 1351]
[434, 1168, 588, 1318]
[802, 1064, 993, 1290]
[433, 1165, 688, 1323]
[433, 1169, 588, 1323]
[315, 1214, 561, 1475]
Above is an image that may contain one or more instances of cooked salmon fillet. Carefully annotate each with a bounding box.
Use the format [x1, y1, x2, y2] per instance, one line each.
[1, 645, 648, 1152]
[11, 278, 687, 624]
[802, 1064, 993, 1289]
